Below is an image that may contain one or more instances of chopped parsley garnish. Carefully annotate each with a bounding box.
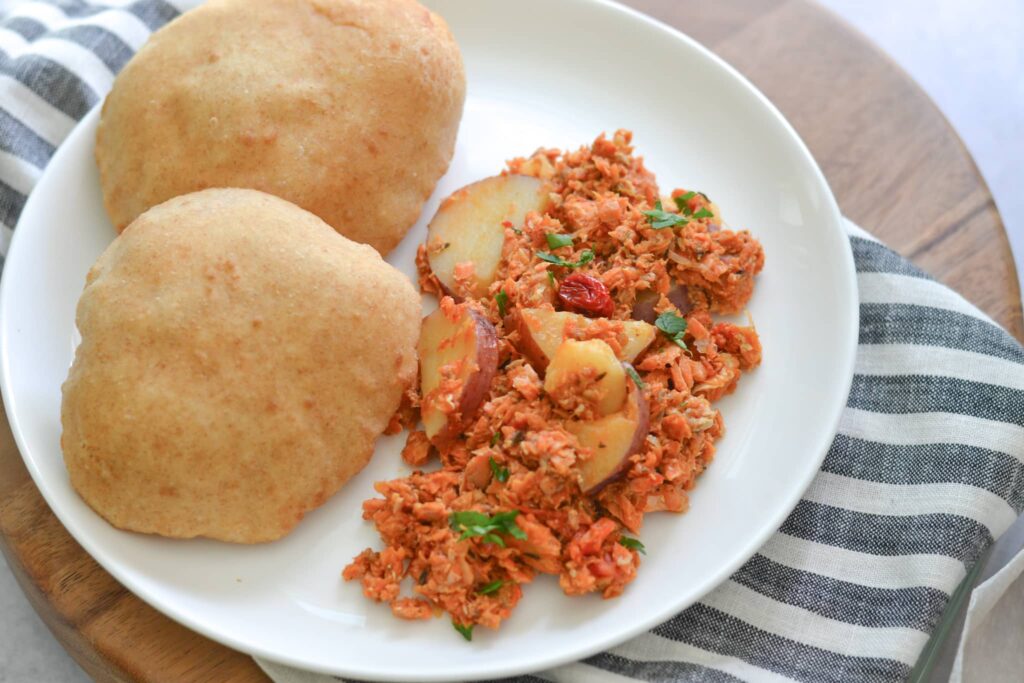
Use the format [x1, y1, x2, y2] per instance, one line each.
[625, 365, 646, 389]
[450, 510, 526, 547]
[536, 249, 595, 269]
[547, 270, 557, 287]
[673, 191, 697, 212]
[489, 456, 510, 483]
[619, 537, 646, 554]
[655, 311, 688, 350]
[545, 233, 574, 249]
[495, 289, 509, 317]
[673, 192, 714, 220]
[490, 431, 501, 447]
[479, 579, 505, 595]
[642, 200, 689, 229]
[453, 621, 474, 641]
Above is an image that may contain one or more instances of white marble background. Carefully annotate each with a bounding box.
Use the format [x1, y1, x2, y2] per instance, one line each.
[0, 0, 1022, 681]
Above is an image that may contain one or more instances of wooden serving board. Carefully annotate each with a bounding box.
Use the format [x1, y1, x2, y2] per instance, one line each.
[1, 0, 1020, 681]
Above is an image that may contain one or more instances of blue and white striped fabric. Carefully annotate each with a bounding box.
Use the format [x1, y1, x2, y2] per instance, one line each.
[2, 2, 1023, 682]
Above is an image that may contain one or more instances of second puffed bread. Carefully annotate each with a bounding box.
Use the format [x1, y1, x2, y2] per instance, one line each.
[96, 0, 465, 255]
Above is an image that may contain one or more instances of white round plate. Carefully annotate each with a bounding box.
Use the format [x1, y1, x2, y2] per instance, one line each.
[0, 0, 857, 680]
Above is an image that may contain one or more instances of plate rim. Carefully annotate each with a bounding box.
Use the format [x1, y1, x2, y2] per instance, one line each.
[0, 0, 858, 679]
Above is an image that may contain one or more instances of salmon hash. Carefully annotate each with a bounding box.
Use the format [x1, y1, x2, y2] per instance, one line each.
[343, 130, 764, 639]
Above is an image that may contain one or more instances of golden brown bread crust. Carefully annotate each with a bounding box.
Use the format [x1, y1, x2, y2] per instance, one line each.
[95, 0, 465, 255]
[61, 188, 420, 543]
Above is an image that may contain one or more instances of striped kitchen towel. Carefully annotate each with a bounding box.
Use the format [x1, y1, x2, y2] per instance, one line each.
[2, 2, 1023, 682]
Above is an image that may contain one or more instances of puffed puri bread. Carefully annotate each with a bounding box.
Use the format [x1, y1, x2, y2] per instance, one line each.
[61, 188, 420, 543]
[95, 0, 465, 256]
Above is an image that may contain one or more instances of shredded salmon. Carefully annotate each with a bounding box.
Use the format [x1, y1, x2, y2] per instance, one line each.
[345, 131, 764, 633]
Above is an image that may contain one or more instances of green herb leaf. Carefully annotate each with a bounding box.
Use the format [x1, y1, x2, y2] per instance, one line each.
[489, 456, 510, 483]
[535, 249, 595, 269]
[547, 269, 557, 287]
[490, 431, 501, 447]
[545, 233, 574, 250]
[655, 311, 689, 350]
[479, 579, 505, 595]
[536, 251, 568, 266]
[491, 511, 527, 539]
[450, 509, 527, 545]
[693, 207, 714, 219]
[673, 191, 697, 214]
[655, 311, 688, 337]
[642, 200, 689, 229]
[495, 290, 509, 317]
[625, 365, 646, 390]
[619, 536, 646, 554]
[453, 621, 474, 641]
[451, 511, 489, 528]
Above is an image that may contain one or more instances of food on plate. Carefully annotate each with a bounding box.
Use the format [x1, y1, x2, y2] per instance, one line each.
[631, 282, 692, 323]
[95, 0, 465, 256]
[61, 189, 419, 543]
[345, 131, 764, 635]
[419, 299, 500, 446]
[425, 174, 549, 298]
[512, 307, 657, 372]
[542, 340, 627, 418]
[567, 370, 649, 493]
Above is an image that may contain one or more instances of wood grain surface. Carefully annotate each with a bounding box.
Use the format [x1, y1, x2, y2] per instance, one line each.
[1, 1, 1021, 682]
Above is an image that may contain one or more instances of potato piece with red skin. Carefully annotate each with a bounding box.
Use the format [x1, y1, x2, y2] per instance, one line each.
[426, 175, 549, 299]
[514, 308, 656, 374]
[419, 300, 499, 446]
[567, 369, 650, 493]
